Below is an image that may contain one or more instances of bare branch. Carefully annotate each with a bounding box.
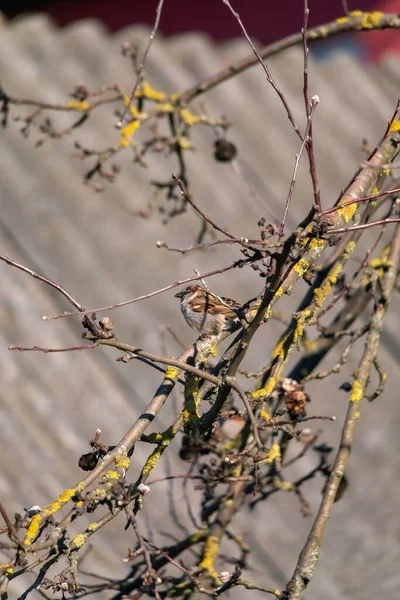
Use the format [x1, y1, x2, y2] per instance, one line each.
[42, 258, 251, 321]
[326, 216, 400, 235]
[279, 96, 319, 236]
[117, 0, 165, 127]
[0, 253, 83, 312]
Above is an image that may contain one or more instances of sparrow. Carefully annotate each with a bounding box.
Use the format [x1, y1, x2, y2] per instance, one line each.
[175, 284, 242, 335]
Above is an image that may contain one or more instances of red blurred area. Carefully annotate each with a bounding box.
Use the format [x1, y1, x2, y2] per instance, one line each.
[7, 0, 400, 61]
[4, 0, 375, 44]
[358, 1, 400, 60]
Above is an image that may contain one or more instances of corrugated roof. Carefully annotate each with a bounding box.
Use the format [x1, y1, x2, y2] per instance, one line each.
[1, 13, 400, 599]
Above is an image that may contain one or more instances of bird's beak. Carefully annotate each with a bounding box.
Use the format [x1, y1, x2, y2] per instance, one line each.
[174, 290, 185, 299]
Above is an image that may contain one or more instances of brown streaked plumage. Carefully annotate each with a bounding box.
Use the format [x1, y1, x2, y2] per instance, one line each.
[175, 284, 242, 335]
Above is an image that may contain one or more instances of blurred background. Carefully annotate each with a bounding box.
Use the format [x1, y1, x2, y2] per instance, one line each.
[3, 0, 400, 60]
[1, 1, 400, 598]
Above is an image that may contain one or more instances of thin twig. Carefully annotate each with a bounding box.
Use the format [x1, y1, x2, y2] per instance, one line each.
[0, 253, 83, 311]
[265, 415, 336, 427]
[0, 502, 21, 548]
[231, 382, 263, 450]
[326, 217, 400, 235]
[320, 186, 400, 216]
[117, 0, 165, 127]
[157, 237, 277, 254]
[42, 258, 251, 320]
[279, 97, 319, 236]
[125, 506, 162, 600]
[173, 174, 236, 240]
[7, 91, 122, 113]
[9, 344, 98, 353]
[301, 0, 321, 213]
[222, 0, 302, 140]
[144, 538, 213, 595]
[180, 13, 400, 104]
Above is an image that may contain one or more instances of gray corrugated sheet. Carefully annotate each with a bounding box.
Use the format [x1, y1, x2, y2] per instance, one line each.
[1, 13, 400, 599]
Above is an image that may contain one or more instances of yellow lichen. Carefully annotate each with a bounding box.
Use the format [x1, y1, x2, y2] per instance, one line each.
[313, 257, 347, 309]
[199, 535, 221, 581]
[94, 487, 107, 498]
[159, 432, 170, 444]
[165, 365, 180, 380]
[293, 258, 310, 277]
[293, 316, 305, 345]
[184, 397, 200, 421]
[263, 307, 272, 321]
[317, 26, 329, 38]
[120, 101, 143, 119]
[43, 502, 61, 515]
[345, 240, 356, 255]
[190, 528, 208, 543]
[337, 9, 363, 23]
[156, 102, 174, 113]
[248, 308, 259, 320]
[66, 100, 90, 111]
[141, 447, 164, 479]
[135, 81, 167, 102]
[251, 377, 276, 401]
[71, 533, 87, 549]
[350, 380, 363, 402]
[87, 522, 98, 532]
[371, 185, 380, 196]
[389, 119, 400, 133]
[179, 108, 203, 126]
[115, 452, 130, 469]
[181, 407, 190, 425]
[207, 341, 218, 357]
[370, 245, 390, 267]
[265, 444, 281, 463]
[369, 245, 393, 277]
[169, 92, 182, 102]
[24, 514, 42, 545]
[260, 409, 270, 421]
[309, 238, 325, 251]
[142, 431, 164, 444]
[361, 11, 384, 29]
[122, 96, 144, 118]
[272, 338, 285, 360]
[272, 477, 294, 491]
[337, 199, 357, 223]
[42, 487, 77, 517]
[58, 488, 76, 504]
[118, 120, 140, 148]
[0, 564, 14, 576]
[184, 374, 200, 398]
[177, 137, 192, 150]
